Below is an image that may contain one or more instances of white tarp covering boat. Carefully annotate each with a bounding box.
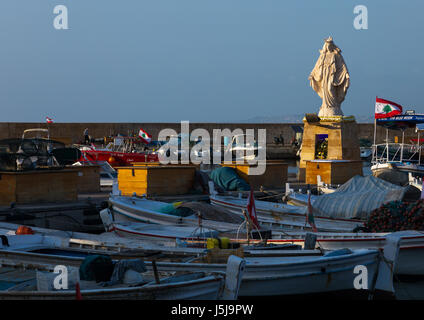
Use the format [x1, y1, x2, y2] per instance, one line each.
[312, 175, 407, 220]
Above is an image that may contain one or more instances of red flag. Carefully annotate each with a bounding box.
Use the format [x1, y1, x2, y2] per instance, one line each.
[75, 282, 82, 300]
[307, 191, 318, 232]
[247, 189, 260, 229]
[46, 116, 53, 123]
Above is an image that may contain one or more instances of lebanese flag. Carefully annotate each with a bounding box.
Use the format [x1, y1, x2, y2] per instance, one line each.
[375, 97, 403, 119]
[138, 128, 152, 144]
[46, 117, 54, 123]
[247, 189, 260, 230]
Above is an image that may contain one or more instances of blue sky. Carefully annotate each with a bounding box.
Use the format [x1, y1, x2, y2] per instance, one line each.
[0, 0, 422, 122]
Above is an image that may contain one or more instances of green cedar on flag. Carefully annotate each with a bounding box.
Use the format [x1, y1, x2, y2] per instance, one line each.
[375, 97, 403, 119]
[138, 128, 152, 144]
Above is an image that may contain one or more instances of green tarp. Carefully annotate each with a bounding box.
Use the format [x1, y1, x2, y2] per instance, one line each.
[209, 167, 250, 192]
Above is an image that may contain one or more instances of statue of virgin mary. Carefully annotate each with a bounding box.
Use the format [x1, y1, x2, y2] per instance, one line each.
[309, 37, 350, 117]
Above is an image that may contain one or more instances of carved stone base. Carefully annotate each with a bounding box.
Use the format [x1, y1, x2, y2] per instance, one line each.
[297, 115, 361, 182]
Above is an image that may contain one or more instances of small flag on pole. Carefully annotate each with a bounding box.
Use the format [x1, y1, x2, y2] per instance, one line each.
[307, 190, 318, 232]
[46, 117, 54, 123]
[375, 97, 403, 119]
[247, 188, 260, 229]
[138, 128, 152, 144]
[75, 282, 82, 300]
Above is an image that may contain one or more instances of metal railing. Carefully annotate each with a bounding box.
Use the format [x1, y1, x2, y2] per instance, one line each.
[372, 143, 423, 165]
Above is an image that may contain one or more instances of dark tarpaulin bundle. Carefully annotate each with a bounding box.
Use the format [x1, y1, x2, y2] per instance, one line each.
[79, 255, 114, 282]
[209, 167, 250, 192]
[103, 259, 147, 286]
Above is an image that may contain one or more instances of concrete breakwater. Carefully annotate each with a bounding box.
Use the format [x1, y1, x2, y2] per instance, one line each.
[0, 122, 415, 159]
[0, 122, 411, 142]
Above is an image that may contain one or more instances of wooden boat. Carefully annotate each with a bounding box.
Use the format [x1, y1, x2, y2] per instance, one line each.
[0, 229, 404, 297]
[145, 235, 401, 297]
[224, 230, 424, 276]
[100, 208, 219, 245]
[0, 221, 210, 259]
[0, 234, 246, 300]
[209, 184, 362, 233]
[0, 271, 226, 300]
[304, 230, 424, 276]
[0, 231, 401, 297]
[108, 194, 242, 232]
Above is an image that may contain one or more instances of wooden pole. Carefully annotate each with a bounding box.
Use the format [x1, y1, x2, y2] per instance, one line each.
[372, 118, 377, 163]
[152, 260, 160, 284]
[242, 210, 250, 245]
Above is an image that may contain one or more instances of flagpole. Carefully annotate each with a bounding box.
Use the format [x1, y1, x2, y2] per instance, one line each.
[372, 97, 377, 163]
[372, 119, 377, 163]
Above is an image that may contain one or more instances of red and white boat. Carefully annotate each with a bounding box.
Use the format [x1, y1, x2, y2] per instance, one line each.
[78, 136, 159, 166]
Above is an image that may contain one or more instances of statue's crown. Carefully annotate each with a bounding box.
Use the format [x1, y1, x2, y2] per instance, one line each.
[325, 36, 333, 43]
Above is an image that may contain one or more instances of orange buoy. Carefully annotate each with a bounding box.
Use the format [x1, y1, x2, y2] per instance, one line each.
[16, 226, 35, 235]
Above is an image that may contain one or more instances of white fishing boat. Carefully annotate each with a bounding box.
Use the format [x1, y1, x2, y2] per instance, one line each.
[258, 230, 424, 276]
[209, 183, 362, 232]
[371, 114, 424, 185]
[309, 230, 424, 276]
[100, 208, 219, 246]
[0, 271, 226, 300]
[108, 194, 242, 232]
[146, 234, 401, 297]
[0, 234, 246, 300]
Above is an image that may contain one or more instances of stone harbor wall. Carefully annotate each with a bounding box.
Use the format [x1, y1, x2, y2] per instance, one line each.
[0, 122, 410, 145]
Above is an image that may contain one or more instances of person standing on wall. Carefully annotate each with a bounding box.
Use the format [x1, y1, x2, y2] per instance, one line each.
[84, 128, 89, 145]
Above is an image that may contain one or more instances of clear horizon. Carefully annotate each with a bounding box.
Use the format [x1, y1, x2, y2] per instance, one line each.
[0, 0, 422, 122]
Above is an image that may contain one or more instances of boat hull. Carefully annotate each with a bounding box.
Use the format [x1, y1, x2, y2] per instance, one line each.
[81, 150, 158, 166]
[109, 196, 239, 232]
[313, 233, 424, 276]
[0, 274, 224, 300]
[210, 194, 362, 233]
[146, 250, 380, 296]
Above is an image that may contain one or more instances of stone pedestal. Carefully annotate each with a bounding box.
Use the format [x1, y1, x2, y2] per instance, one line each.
[298, 115, 361, 182]
[305, 160, 363, 185]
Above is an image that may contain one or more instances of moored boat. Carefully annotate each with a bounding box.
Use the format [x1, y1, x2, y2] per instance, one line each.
[108, 194, 243, 232]
[144, 234, 401, 297]
[209, 183, 362, 232]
